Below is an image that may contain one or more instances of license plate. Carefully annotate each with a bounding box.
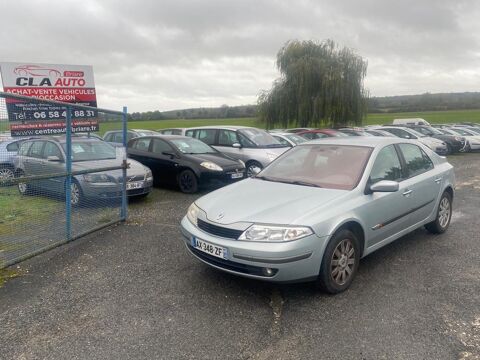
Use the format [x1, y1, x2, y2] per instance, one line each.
[191, 237, 228, 260]
[231, 172, 243, 179]
[126, 181, 143, 190]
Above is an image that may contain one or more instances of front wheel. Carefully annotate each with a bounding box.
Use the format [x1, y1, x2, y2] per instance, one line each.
[246, 161, 262, 177]
[178, 170, 198, 193]
[70, 181, 84, 207]
[317, 229, 360, 294]
[425, 191, 452, 234]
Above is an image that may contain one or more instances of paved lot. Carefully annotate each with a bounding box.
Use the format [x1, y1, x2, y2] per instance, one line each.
[0, 154, 479, 360]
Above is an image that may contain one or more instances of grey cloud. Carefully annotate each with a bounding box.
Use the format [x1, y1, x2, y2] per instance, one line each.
[0, 0, 479, 111]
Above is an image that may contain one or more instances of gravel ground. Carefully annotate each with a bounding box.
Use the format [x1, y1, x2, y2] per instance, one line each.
[0, 153, 479, 360]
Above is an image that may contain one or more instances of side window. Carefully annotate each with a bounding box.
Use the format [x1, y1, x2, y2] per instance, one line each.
[127, 133, 135, 141]
[274, 136, 291, 147]
[185, 130, 195, 138]
[132, 138, 151, 151]
[43, 142, 63, 159]
[104, 133, 112, 141]
[301, 133, 315, 140]
[369, 145, 403, 184]
[6, 142, 19, 152]
[385, 128, 414, 139]
[18, 142, 32, 156]
[112, 133, 122, 143]
[28, 141, 45, 158]
[196, 129, 217, 145]
[151, 139, 174, 154]
[217, 130, 238, 146]
[399, 144, 434, 178]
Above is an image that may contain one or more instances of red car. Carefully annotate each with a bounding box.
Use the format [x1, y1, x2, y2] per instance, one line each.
[297, 129, 348, 140]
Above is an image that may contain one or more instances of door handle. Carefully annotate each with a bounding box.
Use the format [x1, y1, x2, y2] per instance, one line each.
[402, 189, 413, 196]
[434, 177, 442, 184]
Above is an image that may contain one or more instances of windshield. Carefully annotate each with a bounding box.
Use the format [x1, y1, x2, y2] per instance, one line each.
[238, 128, 286, 148]
[63, 141, 116, 162]
[170, 137, 216, 154]
[407, 128, 427, 138]
[451, 128, 472, 136]
[466, 127, 480, 135]
[413, 127, 436, 136]
[257, 144, 372, 190]
[285, 134, 308, 144]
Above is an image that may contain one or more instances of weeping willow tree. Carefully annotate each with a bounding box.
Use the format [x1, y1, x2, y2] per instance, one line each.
[258, 39, 369, 128]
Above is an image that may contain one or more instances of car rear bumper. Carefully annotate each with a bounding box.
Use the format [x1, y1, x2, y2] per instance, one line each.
[80, 178, 153, 199]
[180, 216, 326, 283]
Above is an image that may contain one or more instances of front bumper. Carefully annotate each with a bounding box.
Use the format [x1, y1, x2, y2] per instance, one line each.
[199, 169, 246, 187]
[180, 216, 327, 283]
[80, 177, 153, 199]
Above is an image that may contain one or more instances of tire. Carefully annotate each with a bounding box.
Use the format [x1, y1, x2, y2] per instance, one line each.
[246, 161, 263, 177]
[17, 170, 32, 195]
[317, 229, 360, 294]
[0, 166, 15, 186]
[178, 169, 198, 193]
[70, 180, 84, 207]
[425, 191, 452, 234]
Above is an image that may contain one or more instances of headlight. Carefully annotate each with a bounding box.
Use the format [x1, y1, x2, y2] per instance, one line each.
[266, 152, 277, 161]
[200, 161, 223, 171]
[144, 169, 153, 181]
[238, 225, 313, 242]
[187, 203, 200, 225]
[454, 136, 463, 141]
[83, 173, 113, 183]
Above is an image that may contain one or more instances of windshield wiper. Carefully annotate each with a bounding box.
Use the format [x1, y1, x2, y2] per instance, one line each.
[288, 180, 322, 188]
[255, 176, 322, 188]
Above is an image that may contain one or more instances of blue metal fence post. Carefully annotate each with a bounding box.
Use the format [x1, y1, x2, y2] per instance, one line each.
[65, 106, 72, 240]
[121, 106, 128, 221]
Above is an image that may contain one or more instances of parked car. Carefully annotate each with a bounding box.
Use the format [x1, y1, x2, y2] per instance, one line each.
[74, 132, 104, 140]
[15, 137, 153, 206]
[181, 137, 454, 293]
[337, 128, 371, 137]
[157, 128, 186, 135]
[185, 126, 289, 177]
[377, 126, 449, 155]
[362, 129, 395, 137]
[103, 129, 160, 145]
[127, 135, 246, 193]
[404, 125, 467, 153]
[393, 118, 430, 126]
[271, 132, 308, 147]
[297, 129, 348, 140]
[447, 127, 480, 150]
[0, 138, 34, 183]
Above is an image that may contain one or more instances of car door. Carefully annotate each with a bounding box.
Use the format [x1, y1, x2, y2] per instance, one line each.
[396, 143, 439, 225]
[215, 129, 243, 159]
[363, 144, 412, 247]
[149, 138, 178, 184]
[40, 141, 65, 193]
[127, 137, 153, 168]
[24, 141, 46, 189]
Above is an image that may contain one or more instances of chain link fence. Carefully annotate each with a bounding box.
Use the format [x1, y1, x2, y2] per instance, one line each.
[0, 91, 139, 269]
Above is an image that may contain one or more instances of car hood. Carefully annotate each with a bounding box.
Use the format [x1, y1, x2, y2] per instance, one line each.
[419, 137, 445, 147]
[196, 178, 348, 226]
[72, 158, 148, 176]
[183, 153, 243, 168]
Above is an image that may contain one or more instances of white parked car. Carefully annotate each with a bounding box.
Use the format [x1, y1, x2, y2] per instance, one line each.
[375, 126, 448, 155]
[393, 118, 430, 126]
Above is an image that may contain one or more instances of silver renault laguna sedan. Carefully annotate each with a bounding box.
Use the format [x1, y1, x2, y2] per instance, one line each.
[180, 137, 455, 293]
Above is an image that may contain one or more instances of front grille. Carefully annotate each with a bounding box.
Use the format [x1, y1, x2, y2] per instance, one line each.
[187, 245, 277, 277]
[197, 219, 243, 239]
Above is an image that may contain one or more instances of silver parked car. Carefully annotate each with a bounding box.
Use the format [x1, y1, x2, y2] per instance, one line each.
[180, 137, 455, 293]
[271, 132, 308, 147]
[15, 137, 153, 206]
[0, 138, 34, 182]
[185, 126, 289, 176]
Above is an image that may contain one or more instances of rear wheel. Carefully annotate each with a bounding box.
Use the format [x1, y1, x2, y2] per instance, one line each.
[317, 229, 360, 294]
[178, 170, 198, 193]
[70, 180, 84, 207]
[425, 191, 452, 234]
[17, 170, 32, 195]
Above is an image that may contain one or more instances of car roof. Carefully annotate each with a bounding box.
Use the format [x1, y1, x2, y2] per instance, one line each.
[182, 126, 255, 131]
[299, 136, 415, 148]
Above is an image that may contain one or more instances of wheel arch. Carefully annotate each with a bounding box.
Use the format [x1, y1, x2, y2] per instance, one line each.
[329, 220, 366, 257]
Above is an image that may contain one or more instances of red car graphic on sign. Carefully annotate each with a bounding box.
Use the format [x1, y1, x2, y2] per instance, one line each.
[14, 65, 62, 77]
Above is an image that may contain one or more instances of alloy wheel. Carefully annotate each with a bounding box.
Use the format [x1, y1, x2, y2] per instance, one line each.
[330, 239, 355, 286]
[0, 167, 14, 182]
[180, 173, 194, 192]
[438, 197, 451, 228]
[71, 182, 81, 205]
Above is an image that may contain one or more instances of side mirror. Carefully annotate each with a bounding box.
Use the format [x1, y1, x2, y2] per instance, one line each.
[47, 155, 61, 162]
[232, 143, 242, 148]
[369, 180, 399, 193]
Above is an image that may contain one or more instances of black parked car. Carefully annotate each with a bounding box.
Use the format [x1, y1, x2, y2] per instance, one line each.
[127, 135, 246, 193]
[405, 125, 467, 153]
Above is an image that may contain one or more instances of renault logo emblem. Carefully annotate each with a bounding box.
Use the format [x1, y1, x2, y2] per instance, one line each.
[216, 212, 225, 221]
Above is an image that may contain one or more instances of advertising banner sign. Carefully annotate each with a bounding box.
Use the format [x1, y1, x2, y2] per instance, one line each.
[0, 62, 98, 136]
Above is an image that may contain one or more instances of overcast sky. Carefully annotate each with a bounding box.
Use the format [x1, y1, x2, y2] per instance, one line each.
[1, 0, 479, 112]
